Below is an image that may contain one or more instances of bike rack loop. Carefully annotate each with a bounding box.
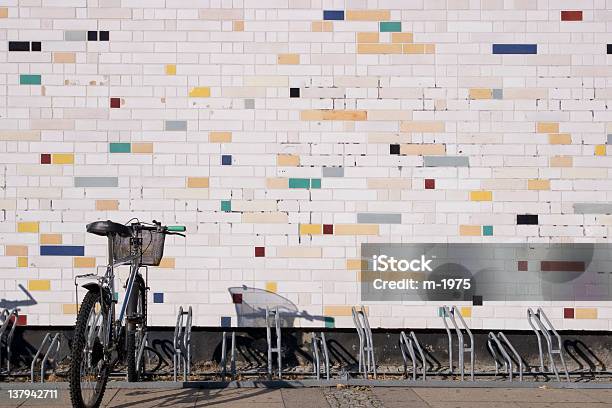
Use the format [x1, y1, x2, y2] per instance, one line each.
[173, 306, 193, 382]
[351, 306, 376, 379]
[527, 307, 569, 382]
[311, 332, 330, 380]
[30, 333, 61, 383]
[399, 331, 426, 381]
[220, 331, 236, 380]
[498, 332, 524, 382]
[442, 305, 474, 381]
[487, 332, 517, 382]
[266, 306, 282, 379]
[0, 309, 18, 374]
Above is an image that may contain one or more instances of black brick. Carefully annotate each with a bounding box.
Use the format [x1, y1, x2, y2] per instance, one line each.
[8, 41, 29, 51]
[88, 31, 97, 41]
[517, 214, 538, 225]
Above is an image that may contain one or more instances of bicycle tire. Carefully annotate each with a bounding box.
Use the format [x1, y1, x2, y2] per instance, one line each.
[69, 289, 111, 408]
[126, 274, 147, 381]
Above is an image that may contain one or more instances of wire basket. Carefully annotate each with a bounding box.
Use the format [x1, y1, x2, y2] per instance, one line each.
[112, 230, 166, 266]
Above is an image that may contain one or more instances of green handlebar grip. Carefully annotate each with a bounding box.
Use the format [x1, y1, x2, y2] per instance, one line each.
[167, 225, 186, 232]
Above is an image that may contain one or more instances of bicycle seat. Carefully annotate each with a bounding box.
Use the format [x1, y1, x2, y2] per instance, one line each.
[86, 220, 132, 237]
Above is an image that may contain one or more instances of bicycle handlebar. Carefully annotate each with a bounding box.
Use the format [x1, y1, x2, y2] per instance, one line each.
[167, 225, 186, 232]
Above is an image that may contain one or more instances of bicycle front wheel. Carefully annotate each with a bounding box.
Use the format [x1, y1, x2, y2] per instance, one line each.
[126, 274, 147, 381]
[69, 289, 111, 408]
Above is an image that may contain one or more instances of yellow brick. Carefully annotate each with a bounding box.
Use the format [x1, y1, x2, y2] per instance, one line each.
[277, 53, 300, 64]
[52, 153, 74, 164]
[265, 282, 278, 293]
[595, 145, 606, 156]
[470, 191, 493, 201]
[299, 224, 322, 235]
[74, 257, 96, 268]
[460, 307, 472, 318]
[424, 44, 436, 54]
[334, 224, 379, 235]
[469, 88, 492, 99]
[346, 10, 390, 20]
[209, 131, 232, 143]
[28, 279, 51, 291]
[187, 177, 209, 188]
[459, 225, 481, 236]
[400, 121, 445, 133]
[357, 32, 379, 43]
[550, 156, 573, 167]
[400, 144, 445, 155]
[95, 200, 119, 211]
[548, 133, 572, 144]
[188, 87, 210, 97]
[358, 43, 402, 54]
[233, 20, 244, 31]
[537, 122, 559, 133]
[158, 257, 175, 268]
[40, 233, 62, 244]
[324, 305, 368, 316]
[5, 245, 27, 256]
[575, 308, 598, 319]
[301, 110, 367, 121]
[18, 222, 39, 233]
[17, 257, 28, 267]
[528, 179, 550, 190]
[266, 177, 289, 189]
[53, 52, 76, 63]
[165, 64, 176, 75]
[402, 44, 424, 54]
[277, 154, 300, 166]
[391, 33, 413, 43]
[346, 259, 366, 270]
[0, 8, 7, 18]
[63, 304, 78, 314]
[312, 21, 333, 32]
[132, 143, 153, 153]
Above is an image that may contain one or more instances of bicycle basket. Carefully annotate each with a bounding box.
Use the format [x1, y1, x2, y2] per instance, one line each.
[112, 230, 166, 266]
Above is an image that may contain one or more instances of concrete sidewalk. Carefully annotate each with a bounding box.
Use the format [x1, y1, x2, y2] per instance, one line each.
[2, 386, 611, 408]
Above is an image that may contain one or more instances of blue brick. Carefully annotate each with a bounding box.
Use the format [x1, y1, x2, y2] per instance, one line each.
[323, 10, 344, 20]
[153, 292, 164, 303]
[222, 154, 232, 165]
[492, 44, 537, 54]
[221, 316, 232, 327]
[40, 245, 85, 256]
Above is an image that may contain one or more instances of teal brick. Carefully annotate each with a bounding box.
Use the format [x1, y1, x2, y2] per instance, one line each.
[325, 316, 335, 328]
[20, 74, 41, 85]
[289, 178, 310, 189]
[221, 200, 231, 212]
[483, 225, 493, 236]
[438, 306, 448, 317]
[310, 178, 321, 189]
[109, 143, 131, 153]
[380, 21, 401, 32]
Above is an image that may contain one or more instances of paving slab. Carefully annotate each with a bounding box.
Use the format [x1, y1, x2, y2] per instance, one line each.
[413, 388, 601, 403]
[106, 388, 198, 407]
[194, 388, 284, 407]
[280, 388, 330, 408]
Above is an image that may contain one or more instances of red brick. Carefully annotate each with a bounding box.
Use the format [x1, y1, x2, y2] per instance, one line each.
[323, 224, 334, 234]
[232, 293, 243, 304]
[16, 315, 27, 326]
[517, 260, 528, 271]
[425, 179, 435, 189]
[561, 10, 582, 21]
[40, 153, 51, 164]
[255, 246, 265, 257]
[541, 261, 585, 272]
[564, 308, 574, 319]
[110, 97, 121, 108]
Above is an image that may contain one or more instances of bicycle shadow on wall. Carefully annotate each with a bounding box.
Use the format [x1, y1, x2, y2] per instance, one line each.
[0, 284, 37, 310]
[214, 286, 327, 370]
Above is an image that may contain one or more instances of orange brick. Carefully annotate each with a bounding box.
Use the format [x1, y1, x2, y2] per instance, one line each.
[53, 52, 76, 63]
[209, 132, 232, 142]
[358, 43, 402, 54]
[346, 10, 390, 21]
[424, 44, 436, 54]
[537, 122, 559, 133]
[469, 88, 492, 99]
[548, 133, 571, 144]
[357, 32, 379, 43]
[95, 200, 118, 211]
[74, 257, 96, 268]
[391, 33, 414, 43]
[403, 44, 425, 54]
[595, 145, 606, 156]
[528, 179, 550, 190]
[5, 245, 27, 256]
[187, 177, 209, 188]
[277, 53, 300, 64]
[459, 225, 481, 236]
[277, 154, 300, 166]
[40, 234, 62, 244]
[312, 21, 333, 32]
[400, 144, 445, 155]
[233, 20, 244, 31]
[346, 259, 366, 270]
[158, 257, 175, 268]
[266, 178, 289, 189]
[63, 304, 78, 314]
[0, 8, 7, 18]
[550, 156, 573, 167]
[132, 143, 153, 153]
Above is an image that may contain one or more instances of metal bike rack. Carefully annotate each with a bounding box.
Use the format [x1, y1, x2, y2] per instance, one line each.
[441, 305, 474, 381]
[311, 331, 330, 380]
[0, 309, 18, 374]
[352, 306, 376, 379]
[173, 306, 193, 381]
[220, 331, 236, 380]
[399, 331, 427, 381]
[265, 306, 282, 379]
[527, 307, 569, 382]
[487, 331, 523, 382]
[30, 333, 62, 382]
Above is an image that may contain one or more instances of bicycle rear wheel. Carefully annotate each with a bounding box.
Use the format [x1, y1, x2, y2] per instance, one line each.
[69, 289, 111, 408]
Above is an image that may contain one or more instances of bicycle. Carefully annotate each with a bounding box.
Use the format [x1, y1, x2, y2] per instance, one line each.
[69, 219, 185, 408]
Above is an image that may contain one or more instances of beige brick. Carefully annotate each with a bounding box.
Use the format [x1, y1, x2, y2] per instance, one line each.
[277, 247, 322, 258]
[400, 121, 445, 133]
[63, 304, 78, 314]
[391, 33, 413, 43]
[537, 122, 559, 133]
[53, 52, 76, 63]
[550, 156, 573, 167]
[277, 154, 300, 166]
[400, 144, 445, 155]
[159, 258, 175, 268]
[0, 130, 40, 141]
[0, 8, 7, 18]
[528, 179, 550, 190]
[548, 133, 571, 144]
[277, 53, 300, 64]
[357, 32, 379, 43]
[267, 178, 289, 189]
[367, 178, 412, 189]
[242, 212, 288, 223]
[358, 43, 402, 54]
[5, 245, 27, 256]
[403, 44, 425, 54]
[74, 257, 96, 268]
[301, 110, 367, 121]
[187, 177, 209, 188]
[469, 88, 492, 99]
[324, 305, 368, 316]
[367, 110, 412, 121]
[334, 224, 379, 235]
[575, 308, 598, 319]
[209, 132, 232, 142]
[132, 143, 153, 153]
[40, 234, 62, 244]
[96, 200, 119, 210]
[233, 20, 244, 31]
[346, 259, 366, 270]
[312, 21, 333, 32]
[459, 225, 481, 236]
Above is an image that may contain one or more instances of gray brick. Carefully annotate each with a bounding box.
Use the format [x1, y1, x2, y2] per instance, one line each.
[424, 156, 469, 167]
[245, 99, 254, 109]
[607, 134, 612, 145]
[573, 203, 612, 214]
[357, 213, 402, 224]
[64, 31, 86, 41]
[165, 120, 187, 131]
[322, 167, 344, 177]
[74, 177, 118, 187]
[492, 89, 504, 99]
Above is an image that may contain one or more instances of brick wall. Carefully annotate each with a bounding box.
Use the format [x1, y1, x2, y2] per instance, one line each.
[0, 0, 611, 330]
